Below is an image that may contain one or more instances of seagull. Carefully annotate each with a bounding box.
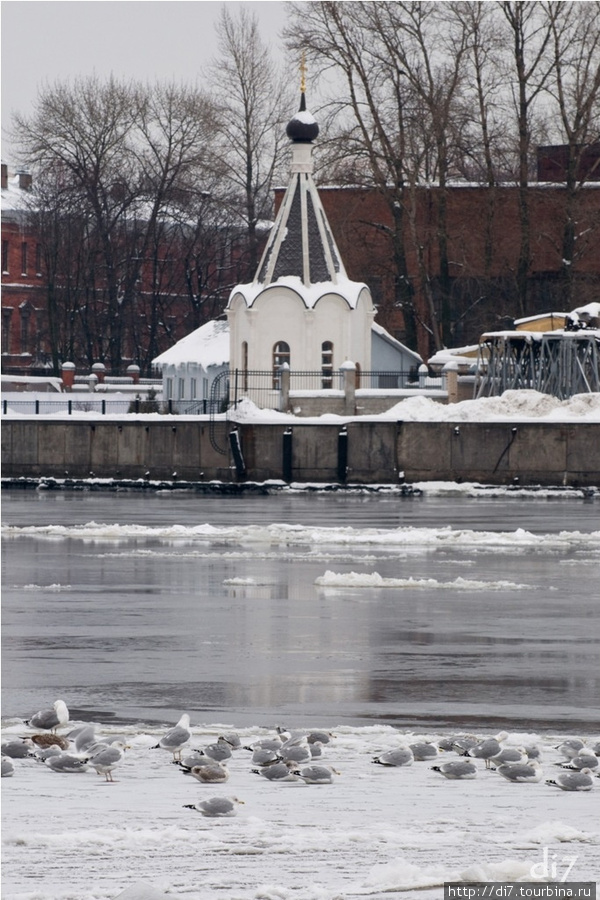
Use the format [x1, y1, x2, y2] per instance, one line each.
[250, 747, 282, 767]
[30, 746, 63, 763]
[431, 760, 478, 780]
[546, 768, 594, 791]
[1, 739, 34, 759]
[201, 739, 233, 763]
[372, 746, 414, 767]
[1, 757, 15, 777]
[69, 725, 99, 754]
[184, 762, 229, 784]
[525, 745, 543, 761]
[292, 765, 339, 784]
[279, 743, 312, 765]
[218, 732, 241, 749]
[468, 732, 509, 768]
[176, 752, 207, 771]
[27, 700, 69, 733]
[30, 733, 70, 751]
[306, 730, 334, 745]
[87, 741, 128, 782]
[245, 737, 283, 753]
[558, 753, 598, 771]
[451, 735, 480, 755]
[45, 752, 88, 774]
[490, 746, 528, 768]
[151, 714, 191, 761]
[252, 761, 301, 782]
[410, 742, 440, 761]
[496, 760, 544, 783]
[556, 739, 586, 761]
[183, 796, 244, 817]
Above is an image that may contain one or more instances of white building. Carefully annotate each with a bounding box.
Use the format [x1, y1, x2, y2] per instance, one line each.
[152, 318, 229, 410]
[226, 92, 420, 383]
[153, 92, 422, 407]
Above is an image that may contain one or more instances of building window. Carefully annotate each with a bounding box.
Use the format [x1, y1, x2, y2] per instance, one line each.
[36, 244, 42, 275]
[178, 377, 185, 399]
[355, 362, 361, 388]
[2, 240, 9, 273]
[190, 378, 197, 400]
[2, 307, 12, 350]
[203, 377, 208, 400]
[20, 308, 30, 351]
[166, 377, 173, 400]
[21, 242, 28, 275]
[273, 341, 290, 388]
[321, 341, 334, 388]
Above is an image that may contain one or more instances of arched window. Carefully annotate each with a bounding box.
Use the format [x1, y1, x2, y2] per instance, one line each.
[273, 341, 290, 388]
[355, 361, 361, 388]
[321, 341, 333, 388]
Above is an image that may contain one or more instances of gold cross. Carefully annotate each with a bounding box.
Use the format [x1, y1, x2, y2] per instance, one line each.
[300, 52, 307, 94]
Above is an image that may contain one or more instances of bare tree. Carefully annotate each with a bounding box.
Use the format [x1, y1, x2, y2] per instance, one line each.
[499, 1, 558, 316]
[542, 0, 600, 305]
[14, 76, 219, 373]
[287, 1, 475, 355]
[208, 7, 291, 277]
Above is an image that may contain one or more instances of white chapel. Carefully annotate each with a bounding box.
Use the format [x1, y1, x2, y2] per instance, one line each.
[153, 90, 422, 402]
[226, 91, 377, 379]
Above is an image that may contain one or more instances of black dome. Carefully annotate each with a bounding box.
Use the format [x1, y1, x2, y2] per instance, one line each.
[286, 93, 319, 143]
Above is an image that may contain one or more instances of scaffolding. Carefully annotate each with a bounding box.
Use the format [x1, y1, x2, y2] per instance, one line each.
[537, 331, 600, 399]
[476, 329, 600, 399]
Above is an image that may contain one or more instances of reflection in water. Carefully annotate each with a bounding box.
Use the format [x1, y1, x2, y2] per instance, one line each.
[1, 490, 599, 728]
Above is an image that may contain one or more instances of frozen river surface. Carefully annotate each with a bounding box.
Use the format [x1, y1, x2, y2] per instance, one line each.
[1, 486, 599, 900]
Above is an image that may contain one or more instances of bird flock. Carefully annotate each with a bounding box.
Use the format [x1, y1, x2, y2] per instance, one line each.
[2, 701, 599, 813]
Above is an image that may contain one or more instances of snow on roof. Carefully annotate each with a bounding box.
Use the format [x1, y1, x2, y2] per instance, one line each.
[1, 173, 32, 214]
[229, 275, 369, 310]
[152, 319, 229, 369]
[513, 312, 568, 326]
[371, 322, 422, 362]
[569, 302, 600, 320]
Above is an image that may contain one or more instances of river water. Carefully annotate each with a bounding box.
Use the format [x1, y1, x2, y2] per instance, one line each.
[2, 486, 599, 731]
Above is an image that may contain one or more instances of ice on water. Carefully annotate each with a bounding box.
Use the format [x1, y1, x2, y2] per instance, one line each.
[2, 719, 599, 900]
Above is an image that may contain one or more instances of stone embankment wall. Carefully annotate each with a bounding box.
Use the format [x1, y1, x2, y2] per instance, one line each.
[2, 419, 599, 486]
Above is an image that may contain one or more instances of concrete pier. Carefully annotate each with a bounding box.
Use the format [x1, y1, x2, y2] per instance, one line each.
[2, 418, 598, 487]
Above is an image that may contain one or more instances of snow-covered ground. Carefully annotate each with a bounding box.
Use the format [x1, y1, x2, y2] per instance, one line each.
[2, 389, 600, 423]
[2, 719, 599, 900]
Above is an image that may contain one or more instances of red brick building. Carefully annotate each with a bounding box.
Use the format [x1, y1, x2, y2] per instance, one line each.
[313, 180, 600, 359]
[1, 163, 257, 375]
[1, 165, 47, 373]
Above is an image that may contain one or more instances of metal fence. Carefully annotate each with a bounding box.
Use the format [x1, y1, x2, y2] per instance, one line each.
[0, 396, 230, 416]
[2, 368, 441, 416]
[229, 369, 433, 411]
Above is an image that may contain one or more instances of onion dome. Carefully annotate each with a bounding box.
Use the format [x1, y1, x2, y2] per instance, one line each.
[286, 93, 319, 144]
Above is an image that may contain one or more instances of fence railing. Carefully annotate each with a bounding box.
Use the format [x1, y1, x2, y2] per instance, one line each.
[230, 369, 437, 410]
[2, 369, 443, 416]
[0, 396, 228, 416]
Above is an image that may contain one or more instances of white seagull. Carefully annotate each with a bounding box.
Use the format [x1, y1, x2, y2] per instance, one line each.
[546, 768, 594, 791]
[27, 700, 69, 733]
[431, 760, 478, 780]
[183, 796, 244, 817]
[152, 714, 191, 761]
[87, 741, 128, 782]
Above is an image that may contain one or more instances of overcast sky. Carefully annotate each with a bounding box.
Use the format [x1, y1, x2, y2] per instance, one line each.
[1, 1, 291, 163]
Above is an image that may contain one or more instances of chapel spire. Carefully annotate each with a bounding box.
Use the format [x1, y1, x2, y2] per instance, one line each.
[254, 78, 345, 288]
